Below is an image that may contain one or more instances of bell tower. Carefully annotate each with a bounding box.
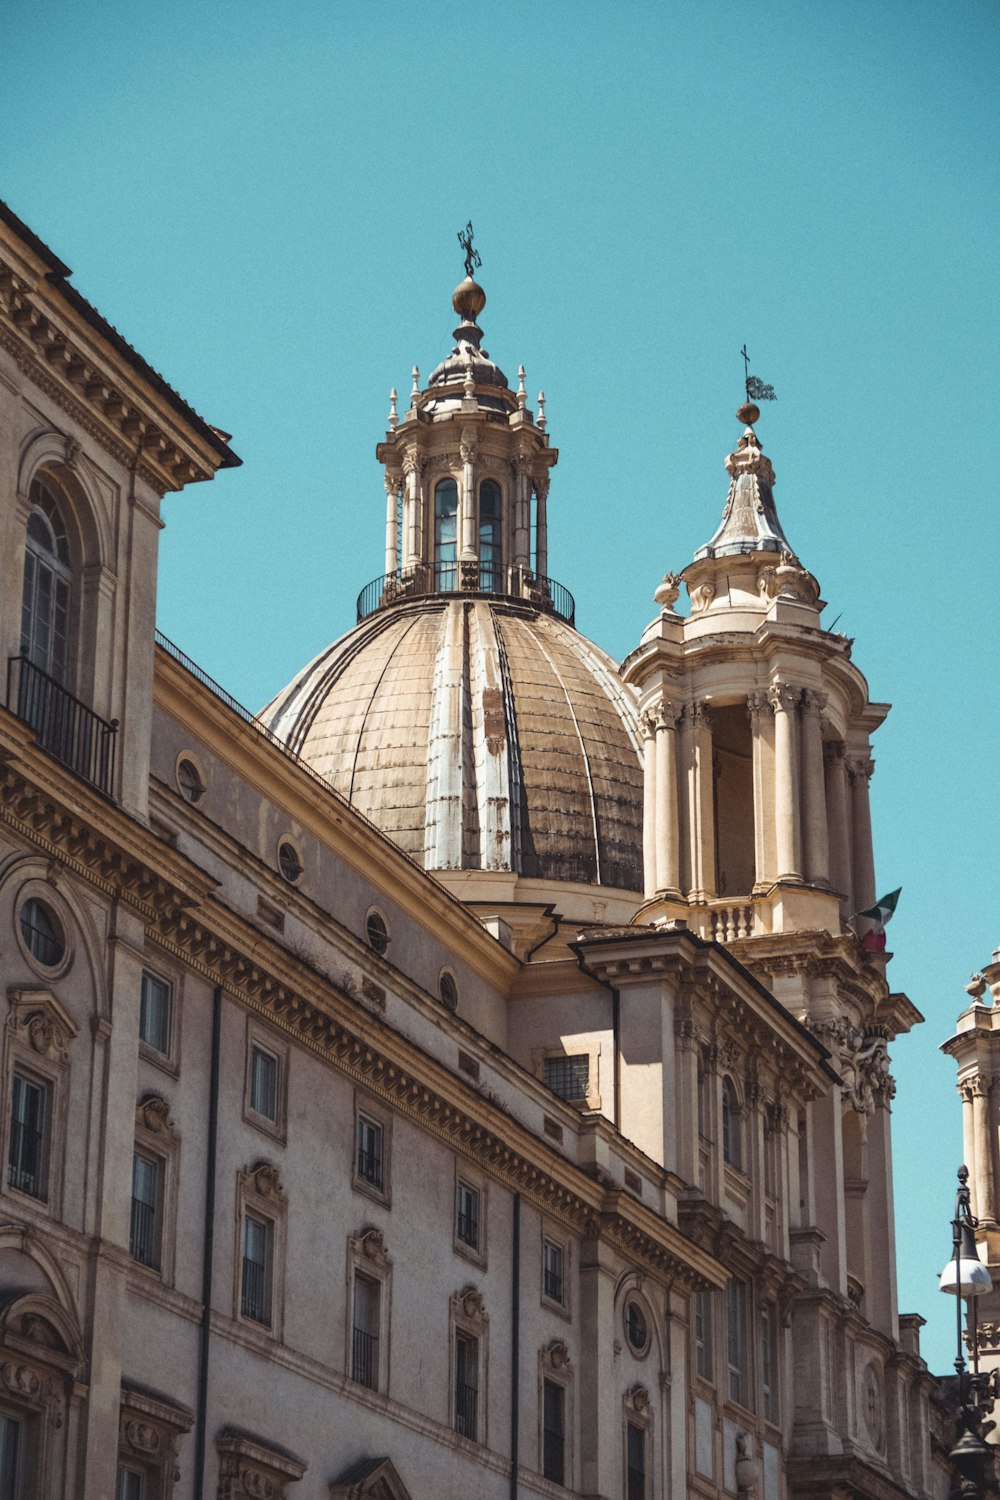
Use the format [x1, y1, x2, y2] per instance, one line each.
[623, 399, 922, 1355]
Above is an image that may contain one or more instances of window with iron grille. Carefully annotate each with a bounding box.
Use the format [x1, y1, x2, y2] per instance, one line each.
[543, 1054, 589, 1102]
[543, 1378, 566, 1485]
[0, 1415, 21, 1500]
[352, 1273, 380, 1389]
[19, 898, 64, 969]
[241, 1213, 271, 1325]
[130, 1152, 160, 1268]
[116, 1467, 145, 1500]
[139, 970, 171, 1055]
[695, 1289, 713, 1379]
[454, 1331, 479, 1439]
[543, 1239, 564, 1305]
[356, 1116, 383, 1190]
[626, 1422, 646, 1500]
[727, 1278, 748, 1406]
[8, 1072, 48, 1199]
[249, 1045, 278, 1122]
[456, 1181, 480, 1250]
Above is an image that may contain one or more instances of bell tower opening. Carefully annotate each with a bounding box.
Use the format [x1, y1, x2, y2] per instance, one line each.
[712, 703, 755, 897]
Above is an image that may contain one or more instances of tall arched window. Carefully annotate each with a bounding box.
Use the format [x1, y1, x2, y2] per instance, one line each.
[434, 478, 458, 591]
[721, 1078, 741, 1170]
[478, 480, 502, 593]
[21, 478, 72, 684]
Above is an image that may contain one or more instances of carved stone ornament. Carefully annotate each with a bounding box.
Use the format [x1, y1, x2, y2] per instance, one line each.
[862, 1362, 884, 1450]
[216, 1427, 307, 1500]
[653, 572, 682, 611]
[624, 1383, 651, 1416]
[735, 1432, 760, 1499]
[355, 1227, 390, 1269]
[7, 989, 78, 1064]
[63, 435, 81, 469]
[459, 559, 479, 590]
[246, 1162, 284, 1201]
[688, 580, 715, 613]
[542, 1338, 571, 1372]
[452, 1286, 487, 1325]
[837, 1027, 895, 1115]
[0, 1360, 42, 1399]
[329, 1456, 414, 1500]
[136, 1092, 175, 1136]
[767, 683, 801, 716]
[757, 549, 820, 606]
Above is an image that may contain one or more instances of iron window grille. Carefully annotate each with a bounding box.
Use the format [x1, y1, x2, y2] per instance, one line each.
[357, 1116, 383, 1189]
[0, 1414, 21, 1499]
[625, 1299, 647, 1353]
[543, 1239, 565, 1304]
[626, 1422, 646, 1500]
[129, 1153, 160, 1268]
[19, 897, 64, 968]
[454, 1331, 479, 1439]
[351, 1274, 380, 1389]
[241, 1214, 271, 1325]
[543, 1054, 590, 1103]
[543, 1378, 566, 1485]
[456, 1182, 480, 1249]
[8, 1073, 47, 1199]
[249, 1046, 279, 1121]
[139, 971, 171, 1054]
[366, 911, 389, 955]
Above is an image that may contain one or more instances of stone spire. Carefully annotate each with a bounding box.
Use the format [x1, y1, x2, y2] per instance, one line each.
[695, 401, 794, 559]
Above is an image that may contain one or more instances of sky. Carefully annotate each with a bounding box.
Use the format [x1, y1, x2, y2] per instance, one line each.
[4, 0, 998, 1374]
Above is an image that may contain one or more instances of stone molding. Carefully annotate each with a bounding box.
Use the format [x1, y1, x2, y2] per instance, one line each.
[216, 1428, 307, 1499]
[7, 987, 78, 1064]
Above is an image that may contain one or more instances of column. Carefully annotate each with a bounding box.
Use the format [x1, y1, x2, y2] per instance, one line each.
[824, 742, 853, 911]
[747, 690, 771, 890]
[684, 701, 716, 901]
[535, 474, 549, 579]
[847, 755, 876, 914]
[768, 684, 803, 882]
[402, 456, 422, 569]
[960, 1084, 977, 1206]
[972, 1078, 995, 1224]
[654, 703, 681, 896]
[459, 429, 477, 564]
[640, 711, 657, 900]
[800, 689, 830, 885]
[513, 458, 531, 569]
[384, 471, 399, 576]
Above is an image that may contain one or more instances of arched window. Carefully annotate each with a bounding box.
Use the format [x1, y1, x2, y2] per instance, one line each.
[434, 478, 458, 591]
[478, 480, 502, 593]
[721, 1078, 741, 1170]
[21, 479, 72, 684]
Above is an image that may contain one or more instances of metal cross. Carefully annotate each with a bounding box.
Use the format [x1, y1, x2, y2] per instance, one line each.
[458, 221, 482, 278]
[741, 344, 751, 400]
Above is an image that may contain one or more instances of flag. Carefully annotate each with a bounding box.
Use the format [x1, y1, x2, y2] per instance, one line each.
[856, 888, 901, 952]
[746, 375, 776, 402]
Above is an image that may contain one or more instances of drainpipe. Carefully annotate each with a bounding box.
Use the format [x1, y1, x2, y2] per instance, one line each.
[572, 945, 621, 1131]
[194, 986, 222, 1500]
[510, 1192, 521, 1500]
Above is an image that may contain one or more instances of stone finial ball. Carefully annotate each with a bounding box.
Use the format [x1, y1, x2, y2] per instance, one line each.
[452, 276, 487, 321]
[736, 401, 760, 426]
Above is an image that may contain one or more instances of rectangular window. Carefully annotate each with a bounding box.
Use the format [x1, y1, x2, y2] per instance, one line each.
[456, 1181, 480, 1249]
[544, 1054, 590, 1102]
[760, 1303, 777, 1423]
[357, 1116, 383, 1190]
[0, 1415, 20, 1499]
[626, 1422, 646, 1500]
[139, 971, 171, 1055]
[695, 1289, 713, 1380]
[727, 1279, 747, 1406]
[352, 1273, 380, 1389]
[116, 1469, 145, 1500]
[129, 1152, 160, 1269]
[543, 1239, 565, 1305]
[241, 1213, 271, 1325]
[763, 1125, 777, 1199]
[543, 1378, 566, 1485]
[455, 1331, 479, 1439]
[8, 1072, 48, 1199]
[249, 1045, 278, 1122]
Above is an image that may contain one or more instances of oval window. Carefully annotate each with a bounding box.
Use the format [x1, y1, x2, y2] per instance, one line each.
[20, 897, 65, 968]
[439, 971, 459, 1011]
[278, 839, 303, 884]
[366, 910, 390, 955]
[624, 1297, 649, 1355]
[177, 756, 206, 805]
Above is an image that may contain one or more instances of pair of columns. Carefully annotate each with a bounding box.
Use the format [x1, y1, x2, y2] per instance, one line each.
[961, 1076, 997, 1226]
[383, 456, 549, 579]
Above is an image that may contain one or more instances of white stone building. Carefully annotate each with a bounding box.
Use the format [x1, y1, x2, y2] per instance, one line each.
[0, 200, 945, 1500]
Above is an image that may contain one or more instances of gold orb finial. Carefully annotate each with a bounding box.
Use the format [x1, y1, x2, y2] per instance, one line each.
[452, 276, 486, 322]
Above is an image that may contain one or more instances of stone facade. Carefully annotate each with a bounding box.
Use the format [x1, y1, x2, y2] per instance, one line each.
[0, 200, 948, 1500]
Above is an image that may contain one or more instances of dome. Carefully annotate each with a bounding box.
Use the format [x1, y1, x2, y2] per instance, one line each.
[263, 596, 644, 892]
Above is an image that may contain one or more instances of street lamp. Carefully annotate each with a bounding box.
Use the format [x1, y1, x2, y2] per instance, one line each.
[939, 1164, 998, 1499]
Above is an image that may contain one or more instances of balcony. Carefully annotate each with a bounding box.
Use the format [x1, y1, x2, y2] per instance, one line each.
[7, 655, 118, 798]
[357, 563, 575, 626]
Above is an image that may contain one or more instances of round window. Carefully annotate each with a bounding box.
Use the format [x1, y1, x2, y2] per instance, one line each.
[177, 756, 206, 804]
[278, 839, 303, 884]
[19, 897, 65, 969]
[439, 971, 459, 1011]
[366, 910, 389, 955]
[624, 1298, 649, 1355]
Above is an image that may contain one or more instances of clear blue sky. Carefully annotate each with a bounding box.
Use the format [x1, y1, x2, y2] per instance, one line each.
[5, 0, 997, 1372]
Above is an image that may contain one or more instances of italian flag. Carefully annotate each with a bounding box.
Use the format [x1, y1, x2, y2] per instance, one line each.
[857, 888, 901, 952]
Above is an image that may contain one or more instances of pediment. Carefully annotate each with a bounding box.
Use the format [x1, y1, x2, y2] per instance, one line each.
[329, 1456, 412, 1500]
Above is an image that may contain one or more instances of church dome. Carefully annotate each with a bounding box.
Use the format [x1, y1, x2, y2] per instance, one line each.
[262, 596, 644, 892]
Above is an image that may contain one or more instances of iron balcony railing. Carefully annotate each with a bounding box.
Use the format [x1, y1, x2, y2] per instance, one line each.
[7, 655, 118, 797]
[357, 563, 575, 627]
[352, 1326, 378, 1388]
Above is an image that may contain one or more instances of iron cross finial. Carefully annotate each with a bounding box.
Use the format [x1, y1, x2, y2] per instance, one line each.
[458, 221, 482, 279]
[741, 344, 751, 401]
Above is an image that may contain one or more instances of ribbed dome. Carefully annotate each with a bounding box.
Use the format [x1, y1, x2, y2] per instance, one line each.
[263, 598, 644, 892]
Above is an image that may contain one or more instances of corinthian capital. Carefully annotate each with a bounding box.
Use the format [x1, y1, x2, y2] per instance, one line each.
[823, 740, 845, 767]
[767, 683, 801, 715]
[684, 699, 712, 731]
[384, 468, 403, 494]
[746, 689, 770, 721]
[639, 709, 657, 740]
[801, 688, 828, 716]
[847, 757, 876, 784]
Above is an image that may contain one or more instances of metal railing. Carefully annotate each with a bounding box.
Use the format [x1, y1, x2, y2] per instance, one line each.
[7, 655, 118, 797]
[357, 564, 575, 626]
[357, 1146, 382, 1189]
[8, 1120, 44, 1198]
[455, 1378, 478, 1439]
[129, 1196, 158, 1267]
[457, 1208, 479, 1247]
[241, 1257, 269, 1324]
[352, 1326, 378, 1388]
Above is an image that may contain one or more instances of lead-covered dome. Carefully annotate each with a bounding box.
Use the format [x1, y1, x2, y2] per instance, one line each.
[262, 596, 644, 891]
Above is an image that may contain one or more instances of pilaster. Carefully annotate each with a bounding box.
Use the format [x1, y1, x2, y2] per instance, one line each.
[800, 689, 830, 887]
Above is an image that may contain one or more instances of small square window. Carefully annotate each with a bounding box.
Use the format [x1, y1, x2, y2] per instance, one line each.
[249, 1046, 278, 1122]
[544, 1054, 590, 1102]
[543, 1239, 565, 1305]
[352, 1273, 380, 1389]
[241, 1213, 272, 1325]
[357, 1116, 384, 1190]
[130, 1152, 161, 1269]
[139, 971, 171, 1055]
[8, 1071, 48, 1200]
[456, 1182, 480, 1250]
